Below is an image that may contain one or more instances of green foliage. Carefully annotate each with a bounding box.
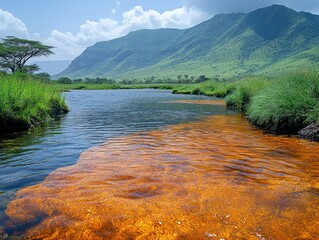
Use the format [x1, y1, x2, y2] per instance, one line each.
[22, 64, 40, 74]
[172, 80, 236, 98]
[58, 77, 73, 84]
[247, 71, 319, 130]
[172, 70, 319, 132]
[225, 77, 270, 111]
[0, 36, 54, 73]
[172, 84, 198, 94]
[33, 72, 51, 82]
[0, 74, 68, 131]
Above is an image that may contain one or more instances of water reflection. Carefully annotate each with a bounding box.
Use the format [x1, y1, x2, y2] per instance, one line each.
[5, 114, 319, 239]
[0, 90, 227, 234]
[0, 90, 225, 193]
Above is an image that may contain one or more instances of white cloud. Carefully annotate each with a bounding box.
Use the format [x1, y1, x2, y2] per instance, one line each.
[112, 1, 121, 15]
[45, 6, 206, 60]
[0, 9, 29, 38]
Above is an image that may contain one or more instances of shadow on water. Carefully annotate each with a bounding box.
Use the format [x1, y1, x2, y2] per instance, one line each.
[0, 116, 65, 231]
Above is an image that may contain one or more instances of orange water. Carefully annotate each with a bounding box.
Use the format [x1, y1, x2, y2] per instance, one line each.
[164, 100, 226, 106]
[5, 113, 319, 239]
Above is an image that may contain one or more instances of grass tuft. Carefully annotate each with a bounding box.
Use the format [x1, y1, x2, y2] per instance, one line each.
[0, 74, 69, 131]
[225, 77, 270, 111]
[247, 70, 319, 130]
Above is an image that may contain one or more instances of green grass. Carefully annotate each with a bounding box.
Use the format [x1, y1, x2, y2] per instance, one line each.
[0, 74, 69, 131]
[247, 70, 319, 131]
[225, 77, 270, 111]
[5, 70, 317, 135]
[171, 70, 319, 134]
[172, 81, 236, 97]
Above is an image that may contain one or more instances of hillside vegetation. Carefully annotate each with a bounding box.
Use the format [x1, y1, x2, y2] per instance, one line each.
[57, 5, 319, 80]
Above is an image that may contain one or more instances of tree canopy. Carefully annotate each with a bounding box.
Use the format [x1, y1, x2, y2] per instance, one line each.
[0, 36, 54, 73]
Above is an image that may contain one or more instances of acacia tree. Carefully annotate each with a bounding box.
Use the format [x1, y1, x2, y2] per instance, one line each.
[0, 36, 54, 73]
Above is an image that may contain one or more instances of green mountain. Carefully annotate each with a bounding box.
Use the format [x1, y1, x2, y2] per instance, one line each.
[56, 5, 319, 80]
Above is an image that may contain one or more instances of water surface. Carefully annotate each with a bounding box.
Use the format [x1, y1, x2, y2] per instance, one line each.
[1, 90, 319, 239]
[5, 114, 319, 239]
[0, 89, 228, 228]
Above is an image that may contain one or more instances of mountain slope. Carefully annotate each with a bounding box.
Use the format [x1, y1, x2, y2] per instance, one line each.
[56, 5, 319, 79]
[59, 29, 182, 78]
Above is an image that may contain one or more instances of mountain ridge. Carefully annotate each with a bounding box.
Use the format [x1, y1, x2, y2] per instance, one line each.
[56, 4, 319, 80]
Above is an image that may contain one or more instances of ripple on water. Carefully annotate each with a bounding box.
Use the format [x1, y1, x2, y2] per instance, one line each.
[4, 114, 319, 239]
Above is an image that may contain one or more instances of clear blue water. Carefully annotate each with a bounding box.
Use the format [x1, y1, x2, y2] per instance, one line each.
[0, 89, 233, 224]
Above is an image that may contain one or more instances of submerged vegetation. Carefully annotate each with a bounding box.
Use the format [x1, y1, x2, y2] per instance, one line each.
[0, 73, 68, 132]
[172, 70, 319, 140]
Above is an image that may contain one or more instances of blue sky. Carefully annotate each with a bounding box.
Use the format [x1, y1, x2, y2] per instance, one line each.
[1, 0, 319, 61]
[0, 1, 184, 36]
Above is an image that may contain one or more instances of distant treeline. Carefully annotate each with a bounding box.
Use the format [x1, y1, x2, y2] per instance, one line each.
[53, 75, 213, 85]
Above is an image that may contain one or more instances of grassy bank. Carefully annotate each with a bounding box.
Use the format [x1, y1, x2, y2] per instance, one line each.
[172, 80, 236, 97]
[172, 71, 319, 139]
[247, 71, 319, 132]
[0, 74, 69, 132]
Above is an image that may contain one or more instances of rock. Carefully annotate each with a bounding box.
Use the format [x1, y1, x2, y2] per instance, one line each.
[298, 124, 319, 142]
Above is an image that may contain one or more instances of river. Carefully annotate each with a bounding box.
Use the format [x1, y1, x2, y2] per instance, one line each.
[0, 89, 318, 239]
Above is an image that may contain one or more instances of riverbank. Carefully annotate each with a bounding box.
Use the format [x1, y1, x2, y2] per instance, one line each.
[0, 74, 69, 133]
[50, 82, 176, 91]
[5, 70, 318, 140]
[171, 71, 319, 141]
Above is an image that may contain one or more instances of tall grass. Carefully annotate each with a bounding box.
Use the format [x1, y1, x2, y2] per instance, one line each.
[171, 71, 319, 134]
[172, 80, 236, 97]
[225, 77, 270, 111]
[0, 74, 69, 131]
[247, 71, 319, 130]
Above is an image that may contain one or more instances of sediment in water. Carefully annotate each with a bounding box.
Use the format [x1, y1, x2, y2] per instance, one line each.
[4, 113, 319, 239]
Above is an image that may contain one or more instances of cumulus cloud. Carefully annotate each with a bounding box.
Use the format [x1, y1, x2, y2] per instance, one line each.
[0, 9, 29, 38]
[46, 6, 206, 60]
[184, 0, 319, 15]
